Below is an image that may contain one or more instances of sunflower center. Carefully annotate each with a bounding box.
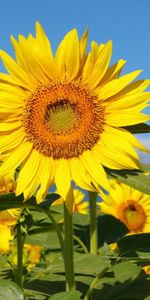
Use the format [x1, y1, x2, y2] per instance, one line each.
[45, 100, 78, 133]
[117, 200, 146, 232]
[23, 82, 104, 159]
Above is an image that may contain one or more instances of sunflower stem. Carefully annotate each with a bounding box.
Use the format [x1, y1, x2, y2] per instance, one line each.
[89, 191, 97, 254]
[64, 195, 75, 291]
[16, 222, 24, 289]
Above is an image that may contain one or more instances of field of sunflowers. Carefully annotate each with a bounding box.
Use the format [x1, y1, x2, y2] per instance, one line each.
[0, 22, 149, 300]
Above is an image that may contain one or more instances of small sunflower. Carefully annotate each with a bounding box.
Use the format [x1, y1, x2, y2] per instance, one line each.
[0, 174, 21, 253]
[0, 173, 16, 194]
[99, 180, 150, 233]
[143, 265, 150, 276]
[10, 243, 42, 271]
[0, 23, 149, 203]
[53, 188, 88, 214]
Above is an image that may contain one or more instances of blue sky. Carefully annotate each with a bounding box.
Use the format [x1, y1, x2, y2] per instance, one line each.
[0, 0, 150, 80]
[0, 0, 149, 156]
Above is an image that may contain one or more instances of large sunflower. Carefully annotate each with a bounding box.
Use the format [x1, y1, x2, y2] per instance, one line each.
[0, 23, 149, 203]
[99, 180, 150, 233]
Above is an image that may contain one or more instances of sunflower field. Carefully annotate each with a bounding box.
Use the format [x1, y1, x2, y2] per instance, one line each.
[0, 23, 150, 300]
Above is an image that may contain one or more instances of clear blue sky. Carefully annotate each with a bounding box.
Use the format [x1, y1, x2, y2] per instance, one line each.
[0, 0, 149, 154]
[0, 0, 150, 80]
[0, 0, 150, 81]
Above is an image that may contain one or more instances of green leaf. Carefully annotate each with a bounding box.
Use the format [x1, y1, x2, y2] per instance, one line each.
[24, 289, 47, 300]
[112, 261, 141, 282]
[141, 164, 150, 172]
[73, 212, 90, 226]
[0, 279, 24, 300]
[0, 193, 59, 211]
[124, 123, 150, 133]
[49, 290, 81, 300]
[93, 275, 150, 300]
[97, 215, 127, 246]
[44, 252, 110, 275]
[117, 233, 150, 256]
[106, 168, 150, 195]
[25, 231, 61, 249]
[74, 253, 110, 275]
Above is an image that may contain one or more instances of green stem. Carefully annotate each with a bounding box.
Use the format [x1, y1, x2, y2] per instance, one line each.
[84, 267, 109, 300]
[16, 222, 24, 288]
[89, 191, 97, 254]
[64, 194, 75, 291]
[45, 209, 64, 258]
[73, 234, 89, 254]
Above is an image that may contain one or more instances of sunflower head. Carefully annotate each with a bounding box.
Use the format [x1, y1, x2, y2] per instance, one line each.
[53, 188, 88, 214]
[143, 265, 150, 276]
[0, 174, 20, 225]
[0, 225, 14, 253]
[0, 22, 149, 203]
[0, 173, 16, 194]
[99, 180, 150, 234]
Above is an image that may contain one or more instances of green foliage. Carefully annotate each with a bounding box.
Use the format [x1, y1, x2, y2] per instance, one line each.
[106, 167, 150, 195]
[118, 233, 150, 256]
[0, 192, 60, 211]
[49, 290, 81, 300]
[0, 164, 150, 298]
[124, 123, 150, 134]
[0, 279, 24, 300]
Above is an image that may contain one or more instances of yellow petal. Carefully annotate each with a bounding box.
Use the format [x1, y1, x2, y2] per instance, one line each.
[56, 29, 80, 80]
[0, 73, 23, 86]
[35, 22, 57, 79]
[0, 50, 34, 91]
[88, 40, 112, 89]
[70, 158, 98, 192]
[97, 70, 142, 99]
[0, 121, 22, 131]
[16, 35, 48, 83]
[0, 142, 32, 177]
[105, 126, 149, 153]
[100, 126, 140, 161]
[105, 92, 150, 112]
[106, 112, 150, 126]
[36, 157, 54, 204]
[0, 82, 27, 97]
[10, 35, 38, 86]
[79, 28, 88, 60]
[100, 59, 126, 85]
[16, 149, 41, 196]
[94, 140, 140, 169]
[81, 150, 109, 191]
[0, 128, 25, 153]
[55, 159, 71, 201]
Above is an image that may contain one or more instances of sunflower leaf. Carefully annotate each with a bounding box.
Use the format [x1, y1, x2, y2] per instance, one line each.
[0, 193, 59, 211]
[49, 290, 81, 300]
[124, 123, 150, 133]
[0, 279, 24, 300]
[105, 167, 150, 195]
[117, 233, 150, 256]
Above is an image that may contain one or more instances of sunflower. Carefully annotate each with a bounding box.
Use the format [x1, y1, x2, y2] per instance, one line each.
[0, 23, 149, 203]
[53, 188, 88, 214]
[0, 174, 21, 253]
[99, 180, 150, 233]
[10, 243, 42, 271]
[0, 173, 16, 194]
